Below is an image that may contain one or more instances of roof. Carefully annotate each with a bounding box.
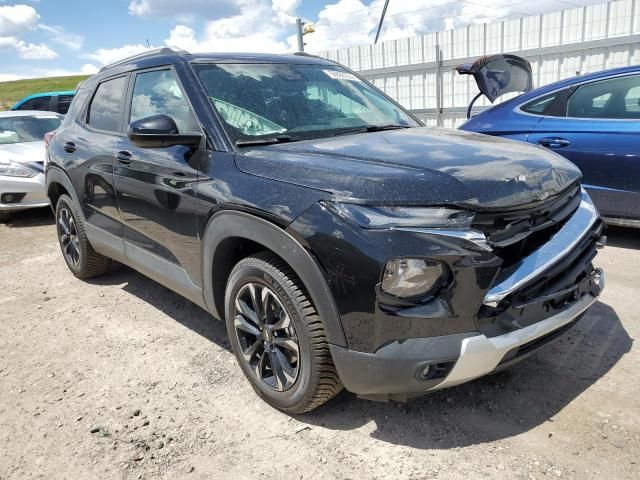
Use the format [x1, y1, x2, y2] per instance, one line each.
[11, 90, 75, 110]
[511, 64, 640, 103]
[83, 47, 335, 89]
[0, 110, 63, 118]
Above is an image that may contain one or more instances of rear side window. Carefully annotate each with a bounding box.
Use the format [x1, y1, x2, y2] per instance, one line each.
[87, 76, 127, 132]
[521, 94, 556, 115]
[56, 95, 74, 114]
[567, 75, 640, 119]
[129, 69, 198, 132]
[17, 96, 52, 111]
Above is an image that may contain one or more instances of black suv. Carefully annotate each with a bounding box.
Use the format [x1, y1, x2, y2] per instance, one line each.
[46, 48, 605, 413]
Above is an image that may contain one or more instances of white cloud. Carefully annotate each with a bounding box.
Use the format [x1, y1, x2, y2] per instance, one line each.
[0, 66, 95, 81]
[0, 73, 22, 82]
[38, 24, 84, 51]
[0, 4, 39, 36]
[302, 0, 607, 52]
[14, 39, 57, 59]
[81, 63, 99, 74]
[0, 35, 57, 59]
[128, 0, 243, 20]
[0, 4, 70, 60]
[165, 24, 199, 51]
[85, 43, 152, 65]
[164, 0, 301, 53]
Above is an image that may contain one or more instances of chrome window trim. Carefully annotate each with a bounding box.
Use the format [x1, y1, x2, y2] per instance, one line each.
[483, 188, 599, 306]
[514, 71, 640, 122]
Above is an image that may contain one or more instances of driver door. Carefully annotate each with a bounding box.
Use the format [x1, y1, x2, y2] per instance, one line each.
[113, 67, 205, 289]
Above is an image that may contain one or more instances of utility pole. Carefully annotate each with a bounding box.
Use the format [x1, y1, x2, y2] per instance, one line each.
[296, 18, 304, 52]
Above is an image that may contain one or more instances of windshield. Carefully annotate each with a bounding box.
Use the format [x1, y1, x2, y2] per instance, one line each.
[0, 114, 62, 144]
[192, 63, 419, 143]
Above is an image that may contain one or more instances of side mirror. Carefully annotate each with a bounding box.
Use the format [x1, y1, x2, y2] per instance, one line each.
[127, 114, 202, 148]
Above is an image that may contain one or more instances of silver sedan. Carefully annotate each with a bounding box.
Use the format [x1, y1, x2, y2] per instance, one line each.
[0, 111, 63, 221]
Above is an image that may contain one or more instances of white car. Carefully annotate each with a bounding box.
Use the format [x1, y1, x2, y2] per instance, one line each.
[0, 110, 63, 221]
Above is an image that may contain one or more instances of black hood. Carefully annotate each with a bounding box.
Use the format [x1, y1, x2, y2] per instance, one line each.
[235, 127, 581, 209]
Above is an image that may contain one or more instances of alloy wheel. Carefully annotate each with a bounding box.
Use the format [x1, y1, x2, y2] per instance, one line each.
[58, 207, 81, 267]
[232, 282, 300, 392]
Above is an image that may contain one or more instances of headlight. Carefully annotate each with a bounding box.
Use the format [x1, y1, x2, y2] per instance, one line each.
[326, 202, 475, 229]
[382, 258, 446, 298]
[0, 160, 38, 178]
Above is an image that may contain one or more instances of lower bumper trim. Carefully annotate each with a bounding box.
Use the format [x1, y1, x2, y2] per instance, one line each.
[432, 274, 602, 390]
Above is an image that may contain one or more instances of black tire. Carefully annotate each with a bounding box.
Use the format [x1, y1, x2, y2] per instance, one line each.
[55, 194, 111, 279]
[225, 252, 342, 414]
[0, 212, 10, 223]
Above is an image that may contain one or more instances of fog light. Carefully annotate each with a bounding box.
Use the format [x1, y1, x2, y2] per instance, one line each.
[1, 192, 26, 204]
[381, 258, 445, 298]
[417, 364, 431, 380]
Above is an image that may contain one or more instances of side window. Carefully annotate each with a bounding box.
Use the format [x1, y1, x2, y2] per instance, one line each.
[130, 70, 198, 132]
[18, 96, 52, 111]
[624, 85, 640, 113]
[87, 76, 127, 132]
[56, 95, 74, 114]
[521, 94, 557, 115]
[567, 75, 640, 119]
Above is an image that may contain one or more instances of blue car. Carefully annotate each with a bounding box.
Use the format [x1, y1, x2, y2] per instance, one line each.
[11, 90, 75, 115]
[459, 58, 640, 227]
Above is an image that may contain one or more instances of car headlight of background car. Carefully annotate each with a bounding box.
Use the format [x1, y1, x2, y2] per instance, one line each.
[0, 160, 39, 178]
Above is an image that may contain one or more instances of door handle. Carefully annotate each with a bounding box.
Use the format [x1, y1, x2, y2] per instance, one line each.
[538, 137, 571, 148]
[63, 142, 76, 153]
[116, 150, 132, 165]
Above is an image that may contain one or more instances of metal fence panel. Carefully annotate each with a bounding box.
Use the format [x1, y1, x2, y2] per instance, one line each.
[317, 0, 640, 128]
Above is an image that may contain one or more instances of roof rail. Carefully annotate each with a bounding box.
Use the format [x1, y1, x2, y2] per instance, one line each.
[293, 51, 321, 58]
[99, 47, 189, 72]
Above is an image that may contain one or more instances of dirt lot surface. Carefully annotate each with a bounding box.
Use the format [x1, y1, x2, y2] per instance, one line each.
[0, 209, 638, 480]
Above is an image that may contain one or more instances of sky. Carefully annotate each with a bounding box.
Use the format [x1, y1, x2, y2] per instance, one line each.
[0, 0, 608, 81]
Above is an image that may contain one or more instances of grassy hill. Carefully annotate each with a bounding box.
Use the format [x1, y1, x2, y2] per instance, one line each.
[0, 75, 90, 110]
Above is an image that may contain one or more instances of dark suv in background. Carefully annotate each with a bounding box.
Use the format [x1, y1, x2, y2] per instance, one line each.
[46, 48, 605, 413]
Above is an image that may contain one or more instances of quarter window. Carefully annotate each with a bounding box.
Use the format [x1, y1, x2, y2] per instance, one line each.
[567, 75, 640, 119]
[88, 76, 127, 132]
[56, 95, 74, 114]
[521, 94, 557, 115]
[129, 70, 198, 132]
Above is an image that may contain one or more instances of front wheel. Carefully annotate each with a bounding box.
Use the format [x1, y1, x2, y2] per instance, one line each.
[225, 252, 342, 414]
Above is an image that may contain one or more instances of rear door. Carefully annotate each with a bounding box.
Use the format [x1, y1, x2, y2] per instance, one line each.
[528, 74, 640, 220]
[62, 75, 129, 237]
[113, 67, 204, 287]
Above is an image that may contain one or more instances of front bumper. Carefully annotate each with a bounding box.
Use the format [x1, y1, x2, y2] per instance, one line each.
[328, 189, 605, 400]
[331, 270, 603, 400]
[0, 173, 49, 212]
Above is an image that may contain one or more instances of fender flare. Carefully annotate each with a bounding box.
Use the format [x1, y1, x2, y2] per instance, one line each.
[45, 166, 84, 218]
[202, 210, 347, 347]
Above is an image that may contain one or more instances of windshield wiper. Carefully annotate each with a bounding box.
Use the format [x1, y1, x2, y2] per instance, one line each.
[235, 135, 293, 147]
[332, 124, 412, 137]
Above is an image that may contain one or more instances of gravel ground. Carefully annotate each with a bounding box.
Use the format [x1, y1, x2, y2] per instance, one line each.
[0, 208, 638, 480]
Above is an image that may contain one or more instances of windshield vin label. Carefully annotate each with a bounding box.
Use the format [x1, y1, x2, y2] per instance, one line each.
[323, 70, 361, 82]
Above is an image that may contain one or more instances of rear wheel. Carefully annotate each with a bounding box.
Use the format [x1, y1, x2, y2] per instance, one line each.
[0, 211, 11, 223]
[225, 252, 342, 414]
[55, 194, 111, 278]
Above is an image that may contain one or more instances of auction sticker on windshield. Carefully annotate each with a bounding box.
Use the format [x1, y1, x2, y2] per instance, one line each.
[323, 70, 361, 82]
